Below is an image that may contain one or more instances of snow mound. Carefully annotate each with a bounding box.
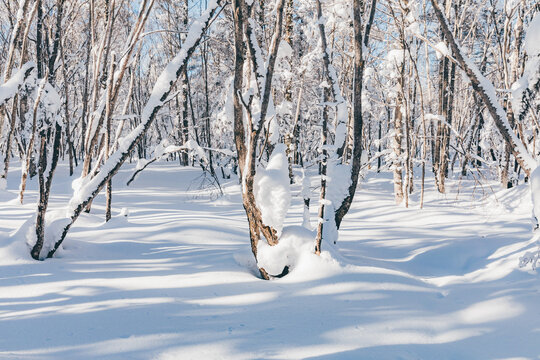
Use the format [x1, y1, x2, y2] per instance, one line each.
[257, 225, 316, 276]
[0, 217, 34, 265]
[256, 225, 343, 280]
[254, 144, 291, 236]
[42, 212, 72, 259]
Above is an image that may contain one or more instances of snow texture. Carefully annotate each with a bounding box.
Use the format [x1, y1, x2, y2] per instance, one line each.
[0, 62, 35, 106]
[277, 40, 293, 59]
[524, 13, 540, 57]
[326, 162, 351, 215]
[256, 225, 315, 276]
[530, 165, 540, 228]
[387, 49, 405, 66]
[511, 13, 540, 118]
[434, 41, 450, 59]
[254, 144, 291, 237]
[1, 161, 540, 359]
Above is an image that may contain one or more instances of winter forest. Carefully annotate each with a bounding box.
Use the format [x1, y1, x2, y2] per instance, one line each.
[0, 0, 540, 358]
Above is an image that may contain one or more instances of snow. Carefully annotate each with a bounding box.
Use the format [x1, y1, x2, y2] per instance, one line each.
[68, 0, 220, 216]
[1, 161, 540, 359]
[254, 144, 291, 236]
[256, 225, 315, 276]
[512, 13, 540, 119]
[524, 13, 540, 56]
[0, 62, 35, 105]
[453, 38, 537, 172]
[405, 22, 420, 37]
[387, 48, 405, 66]
[277, 40, 293, 59]
[530, 166, 540, 227]
[247, 18, 266, 98]
[326, 162, 351, 218]
[434, 41, 450, 59]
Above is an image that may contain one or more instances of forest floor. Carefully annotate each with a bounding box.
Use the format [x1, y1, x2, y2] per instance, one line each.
[0, 161, 539, 359]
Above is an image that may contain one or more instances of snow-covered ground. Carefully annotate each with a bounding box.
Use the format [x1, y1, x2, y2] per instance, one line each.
[0, 161, 539, 359]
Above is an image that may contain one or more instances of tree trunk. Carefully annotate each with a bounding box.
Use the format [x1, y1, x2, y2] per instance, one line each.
[333, 0, 366, 229]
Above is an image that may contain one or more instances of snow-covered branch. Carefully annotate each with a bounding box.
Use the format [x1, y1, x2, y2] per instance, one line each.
[0, 62, 35, 106]
[41, 0, 223, 259]
[430, 0, 537, 175]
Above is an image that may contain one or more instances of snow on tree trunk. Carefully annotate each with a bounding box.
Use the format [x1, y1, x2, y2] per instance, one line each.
[232, 0, 288, 278]
[254, 144, 291, 238]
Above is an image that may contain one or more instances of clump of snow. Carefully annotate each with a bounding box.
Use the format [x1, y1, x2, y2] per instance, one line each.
[257, 225, 344, 280]
[319, 80, 330, 88]
[0, 62, 35, 105]
[254, 144, 291, 236]
[0, 217, 34, 265]
[256, 225, 314, 276]
[275, 100, 293, 117]
[326, 162, 351, 213]
[135, 158, 149, 171]
[530, 166, 540, 230]
[277, 40, 293, 59]
[153, 142, 167, 159]
[434, 41, 450, 59]
[387, 49, 404, 66]
[334, 113, 347, 148]
[322, 201, 338, 244]
[102, 208, 130, 227]
[120, 207, 129, 217]
[41, 215, 72, 258]
[524, 13, 540, 57]
[405, 22, 420, 36]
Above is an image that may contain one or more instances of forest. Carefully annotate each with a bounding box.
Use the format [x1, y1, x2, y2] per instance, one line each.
[1, 0, 540, 358]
